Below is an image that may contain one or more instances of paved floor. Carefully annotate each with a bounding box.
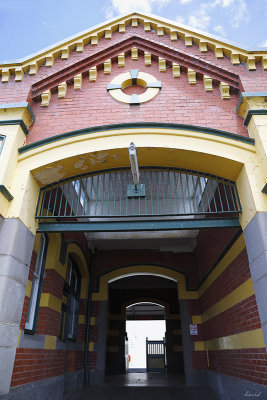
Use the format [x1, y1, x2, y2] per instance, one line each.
[70, 373, 219, 400]
[105, 372, 186, 386]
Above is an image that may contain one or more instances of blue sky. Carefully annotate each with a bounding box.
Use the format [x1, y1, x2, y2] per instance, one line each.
[0, 0, 267, 61]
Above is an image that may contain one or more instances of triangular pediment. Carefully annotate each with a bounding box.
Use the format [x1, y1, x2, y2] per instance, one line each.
[30, 35, 240, 105]
[0, 11, 266, 81]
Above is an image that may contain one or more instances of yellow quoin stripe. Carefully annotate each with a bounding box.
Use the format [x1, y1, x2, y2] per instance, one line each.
[194, 328, 265, 351]
[198, 234, 246, 297]
[25, 280, 32, 297]
[192, 315, 202, 324]
[78, 315, 85, 324]
[192, 278, 254, 326]
[40, 293, 62, 313]
[202, 278, 254, 323]
[17, 329, 21, 348]
[78, 315, 95, 325]
[89, 342, 94, 351]
[44, 335, 57, 350]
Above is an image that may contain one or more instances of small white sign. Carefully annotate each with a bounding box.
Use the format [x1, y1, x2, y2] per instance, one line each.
[190, 324, 198, 335]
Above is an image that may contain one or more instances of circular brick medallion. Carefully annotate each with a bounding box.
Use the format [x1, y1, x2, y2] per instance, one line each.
[107, 69, 161, 105]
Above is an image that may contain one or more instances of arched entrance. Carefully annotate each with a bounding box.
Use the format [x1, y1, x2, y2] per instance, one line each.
[1, 8, 267, 398]
[105, 274, 182, 378]
[2, 125, 266, 398]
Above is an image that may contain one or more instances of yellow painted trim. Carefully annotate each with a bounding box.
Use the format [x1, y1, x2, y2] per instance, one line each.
[198, 234, 246, 297]
[78, 315, 96, 325]
[17, 329, 21, 348]
[0, 12, 266, 76]
[67, 242, 89, 299]
[204, 329, 265, 350]
[78, 315, 85, 324]
[45, 233, 66, 279]
[122, 297, 172, 317]
[206, 350, 210, 367]
[108, 71, 160, 104]
[202, 278, 254, 323]
[18, 128, 256, 163]
[40, 293, 61, 313]
[33, 233, 41, 253]
[46, 262, 66, 279]
[92, 265, 198, 301]
[194, 341, 205, 351]
[192, 315, 202, 324]
[9, 124, 267, 237]
[44, 335, 57, 350]
[89, 342, 94, 351]
[25, 280, 32, 298]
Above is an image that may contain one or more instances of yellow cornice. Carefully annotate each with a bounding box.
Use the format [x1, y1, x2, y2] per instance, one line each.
[0, 12, 266, 82]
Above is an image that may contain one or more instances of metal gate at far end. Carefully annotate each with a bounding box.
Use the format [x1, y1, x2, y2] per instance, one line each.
[146, 338, 166, 372]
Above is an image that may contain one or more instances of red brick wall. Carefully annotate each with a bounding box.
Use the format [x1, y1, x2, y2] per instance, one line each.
[2, 25, 265, 105]
[27, 54, 247, 142]
[192, 350, 207, 369]
[209, 349, 267, 386]
[88, 351, 97, 370]
[94, 249, 198, 289]
[196, 295, 261, 341]
[3, 25, 265, 145]
[199, 248, 250, 313]
[91, 301, 99, 317]
[195, 228, 240, 282]
[187, 246, 266, 385]
[10, 349, 64, 387]
[42, 269, 64, 299]
[36, 307, 60, 336]
[12, 233, 90, 388]
[65, 350, 84, 372]
[89, 325, 98, 343]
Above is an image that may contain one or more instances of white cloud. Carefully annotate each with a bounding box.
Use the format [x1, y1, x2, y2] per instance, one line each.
[103, 0, 170, 18]
[260, 39, 267, 47]
[209, 0, 249, 28]
[220, 0, 234, 5]
[210, 0, 234, 7]
[231, 0, 249, 28]
[176, 15, 185, 24]
[103, 0, 249, 33]
[188, 8, 211, 31]
[180, 0, 193, 4]
[198, 0, 249, 29]
[213, 24, 226, 36]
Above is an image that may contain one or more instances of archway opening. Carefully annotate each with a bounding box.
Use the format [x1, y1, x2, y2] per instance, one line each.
[105, 274, 184, 383]
[126, 302, 166, 372]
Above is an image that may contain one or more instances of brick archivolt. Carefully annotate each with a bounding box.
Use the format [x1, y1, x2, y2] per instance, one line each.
[39, 48, 235, 107]
[0, 12, 266, 84]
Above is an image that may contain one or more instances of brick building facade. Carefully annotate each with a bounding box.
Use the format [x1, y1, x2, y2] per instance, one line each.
[0, 12, 266, 400]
